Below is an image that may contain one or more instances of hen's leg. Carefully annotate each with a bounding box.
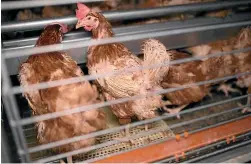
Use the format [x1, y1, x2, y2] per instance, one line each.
[137, 124, 150, 131]
[217, 83, 241, 97]
[59, 156, 72, 164]
[163, 105, 187, 119]
[67, 157, 73, 164]
[113, 124, 134, 145]
[208, 91, 213, 99]
[180, 14, 185, 21]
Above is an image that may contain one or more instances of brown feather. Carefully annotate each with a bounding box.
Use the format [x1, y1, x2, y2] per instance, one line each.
[19, 24, 106, 157]
[161, 51, 210, 105]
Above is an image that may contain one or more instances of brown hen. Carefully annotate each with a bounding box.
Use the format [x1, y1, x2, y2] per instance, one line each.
[75, 3, 172, 124]
[234, 28, 251, 113]
[187, 32, 241, 96]
[187, 28, 251, 111]
[161, 51, 210, 117]
[19, 23, 106, 162]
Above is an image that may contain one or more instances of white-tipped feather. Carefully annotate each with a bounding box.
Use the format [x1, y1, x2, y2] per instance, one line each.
[142, 39, 172, 84]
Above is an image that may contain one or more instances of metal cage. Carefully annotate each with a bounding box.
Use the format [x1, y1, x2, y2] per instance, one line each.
[1, 0, 251, 163]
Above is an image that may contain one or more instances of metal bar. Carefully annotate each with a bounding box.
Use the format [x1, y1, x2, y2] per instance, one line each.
[3, 20, 251, 58]
[33, 106, 248, 163]
[223, 152, 251, 163]
[1, 58, 31, 162]
[185, 139, 251, 163]
[2, 1, 251, 32]
[24, 94, 249, 154]
[157, 131, 251, 163]
[5, 47, 251, 94]
[94, 116, 251, 163]
[1, 0, 104, 10]
[11, 72, 251, 126]
[1, 123, 12, 163]
[4, 13, 251, 49]
[3, 14, 250, 76]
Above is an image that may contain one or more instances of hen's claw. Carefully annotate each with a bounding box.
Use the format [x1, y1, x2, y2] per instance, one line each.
[217, 84, 241, 97]
[163, 105, 187, 119]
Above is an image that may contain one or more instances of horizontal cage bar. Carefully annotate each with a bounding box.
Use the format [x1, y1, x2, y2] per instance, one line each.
[34, 113, 251, 163]
[2, 1, 251, 32]
[19, 94, 251, 153]
[1, 0, 104, 10]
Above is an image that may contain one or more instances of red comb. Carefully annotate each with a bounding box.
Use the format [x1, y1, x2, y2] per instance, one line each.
[76, 3, 90, 19]
[45, 22, 68, 33]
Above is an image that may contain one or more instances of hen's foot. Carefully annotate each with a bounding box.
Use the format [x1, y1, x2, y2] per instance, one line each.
[137, 124, 150, 131]
[67, 157, 73, 164]
[217, 84, 241, 97]
[163, 105, 187, 119]
[113, 124, 134, 145]
[180, 14, 185, 21]
[238, 96, 251, 113]
[242, 107, 251, 113]
[59, 156, 72, 164]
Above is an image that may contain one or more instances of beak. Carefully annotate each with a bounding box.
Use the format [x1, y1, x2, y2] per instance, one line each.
[76, 20, 82, 29]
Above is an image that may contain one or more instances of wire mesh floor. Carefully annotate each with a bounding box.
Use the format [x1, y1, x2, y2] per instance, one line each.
[24, 108, 175, 162]
[22, 88, 249, 162]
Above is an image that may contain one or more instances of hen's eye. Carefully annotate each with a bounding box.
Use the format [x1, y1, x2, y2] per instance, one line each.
[87, 17, 91, 20]
[94, 18, 98, 22]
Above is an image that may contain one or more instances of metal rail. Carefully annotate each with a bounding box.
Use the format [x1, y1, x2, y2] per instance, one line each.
[2, 1, 251, 32]
[1, 1, 251, 163]
[4, 13, 251, 49]
[185, 139, 251, 163]
[157, 131, 251, 163]
[4, 47, 251, 95]
[1, 60, 30, 162]
[3, 20, 251, 58]
[8, 72, 251, 126]
[1, 0, 104, 10]
[3, 13, 251, 76]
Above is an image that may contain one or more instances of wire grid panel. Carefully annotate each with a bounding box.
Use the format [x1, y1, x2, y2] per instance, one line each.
[2, 32, 251, 163]
[1, 0, 251, 163]
[25, 118, 175, 162]
[71, 120, 174, 162]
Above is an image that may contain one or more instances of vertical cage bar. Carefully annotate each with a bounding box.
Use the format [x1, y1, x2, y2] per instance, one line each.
[1, 47, 31, 162]
[1, 117, 11, 163]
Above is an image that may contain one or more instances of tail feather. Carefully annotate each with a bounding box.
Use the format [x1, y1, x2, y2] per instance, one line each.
[235, 27, 251, 48]
[142, 39, 172, 84]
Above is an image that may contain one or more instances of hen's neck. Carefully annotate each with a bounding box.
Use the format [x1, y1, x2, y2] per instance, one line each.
[92, 24, 114, 39]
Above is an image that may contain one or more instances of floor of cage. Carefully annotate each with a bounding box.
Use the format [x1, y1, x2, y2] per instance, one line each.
[20, 85, 250, 163]
[24, 107, 176, 162]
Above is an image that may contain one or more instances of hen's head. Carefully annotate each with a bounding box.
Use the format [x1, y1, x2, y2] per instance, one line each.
[36, 22, 68, 46]
[75, 3, 111, 32]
